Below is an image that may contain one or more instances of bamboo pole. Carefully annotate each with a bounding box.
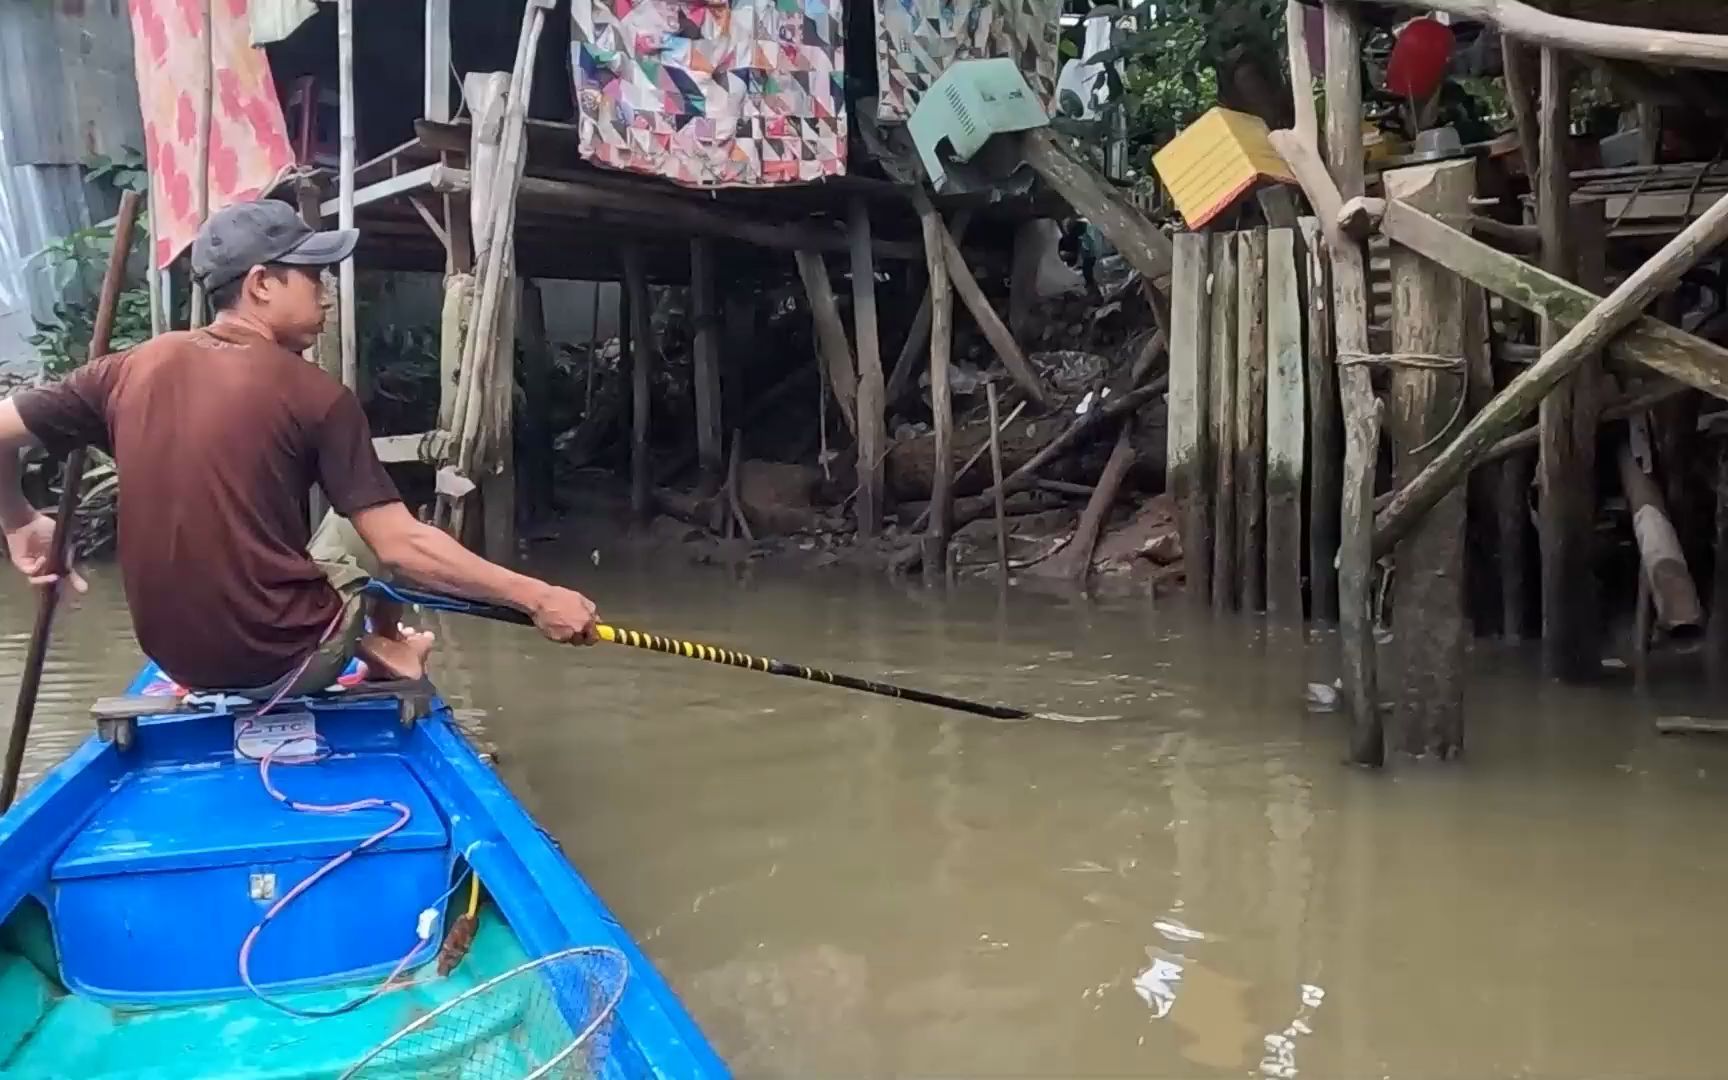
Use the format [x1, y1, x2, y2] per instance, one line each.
[921, 202, 956, 575]
[849, 198, 886, 536]
[1237, 228, 1269, 612]
[1373, 176, 1728, 556]
[337, 0, 357, 388]
[1266, 227, 1306, 624]
[1167, 232, 1213, 605]
[1299, 217, 1340, 622]
[189, 0, 213, 327]
[1617, 438, 1704, 634]
[793, 250, 859, 436]
[1384, 159, 1473, 760]
[1209, 233, 1240, 613]
[884, 213, 972, 405]
[987, 381, 1010, 582]
[625, 246, 652, 525]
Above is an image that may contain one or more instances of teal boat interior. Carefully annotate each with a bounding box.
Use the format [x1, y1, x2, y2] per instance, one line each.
[0, 665, 727, 1079]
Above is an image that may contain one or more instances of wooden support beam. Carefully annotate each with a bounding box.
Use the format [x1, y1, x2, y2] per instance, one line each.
[1300, 218, 1340, 622]
[481, 272, 519, 560]
[1021, 128, 1174, 292]
[1237, 228, 1270, 612]
[1501, 36, 1541, 178]
[1051, 426, 1137, 584]
[424, 0, 452, 123]
[691, 239, 724, 496]
[1385, 159, 1473, 760]
[884, 212, 972, 406]
[625, 245, 653, 525]
[1322, 0, 1384, 766]
[1536, 49, 1602, 680]
[1166, 232, 1213, 605]
[317, 163, 446, 219]
[793, 250, 859, 437]
[1389, 1, 1728, 72]
[910, 189, 1052, 409]
[429, 167, 920, 260]
[1377, 201, 1728, 401]
[519, 280, 555, 520]
[849, 198, 886, 537]
[1209, 233, 1240, 614]
[920, 202, 956, 574]
[1374, 189, 1728, 555]
[1266, 227, 1305, 624]
[1617, 436, 1705, 634]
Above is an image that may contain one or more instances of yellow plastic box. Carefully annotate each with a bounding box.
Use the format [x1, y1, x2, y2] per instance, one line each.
[1152, 107, 1298, 229]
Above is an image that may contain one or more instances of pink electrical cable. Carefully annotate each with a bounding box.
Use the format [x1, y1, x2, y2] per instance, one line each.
[234, 607, 430, 1018]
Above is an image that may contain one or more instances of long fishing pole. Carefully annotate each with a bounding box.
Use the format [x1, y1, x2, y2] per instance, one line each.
[363, 580, 1031, 721]
[2, 190, 142, 813]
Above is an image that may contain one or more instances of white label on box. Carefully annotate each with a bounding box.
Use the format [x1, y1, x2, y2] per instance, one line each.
[234, 712, 319, 762]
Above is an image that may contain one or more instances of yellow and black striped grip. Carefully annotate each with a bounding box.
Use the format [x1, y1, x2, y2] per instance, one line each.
[597, 625, 778, 673]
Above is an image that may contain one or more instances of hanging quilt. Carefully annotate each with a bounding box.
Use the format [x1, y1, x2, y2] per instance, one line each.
[873, 0, 1061, 124]
[128, 0, 297, 268]
[570, 0, 846, 187]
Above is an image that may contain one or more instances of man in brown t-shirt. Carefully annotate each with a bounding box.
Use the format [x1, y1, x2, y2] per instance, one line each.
[0, 199, 599, 694]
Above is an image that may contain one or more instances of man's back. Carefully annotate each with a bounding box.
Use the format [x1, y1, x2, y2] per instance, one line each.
[14, 324, 397, 688]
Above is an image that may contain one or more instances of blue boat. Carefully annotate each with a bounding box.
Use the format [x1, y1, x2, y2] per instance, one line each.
[0, 662, 730, 1079]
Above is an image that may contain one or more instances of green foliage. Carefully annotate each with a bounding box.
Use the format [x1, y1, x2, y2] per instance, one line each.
[27, 151, 155, 377]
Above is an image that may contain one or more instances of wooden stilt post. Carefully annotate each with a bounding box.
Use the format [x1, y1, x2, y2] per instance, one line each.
[1536, 48, 1602, 680]
[1209, 233, 1240, 613]
[691, 239, 724, 496]
[625, 246, 652, 526]
[919, 201, 956, 576]
[336, 0, 358, 388]
[987, 381, 1010, 582]
[1385, 159, 1473, 760]
[1266, 228, 1306, 623]
[793, 250, 859, 436]
[885, 212, 972, 406]
[1322, 0, 1383, 765]
[1300, 218, 1340, 622]
[482, 273, 519, 559]
[1617, 435, 1704, 635]
[519, 280, 554, 522]
[849, 198, 886, 537]
[1237, 228, 1270, 612]
[1167, 232, 1213, 604]
[1709, 439, 1728, 688]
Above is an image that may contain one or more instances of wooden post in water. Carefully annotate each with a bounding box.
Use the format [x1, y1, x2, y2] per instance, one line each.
[986, 381, 1010, 582]
[482, 274, 519, 560]
[1299, 218, 1340, 622]
[920, 201, 956, 575]
[849, 198, 886, 537]
[1166, 232, 1213, 604]
[793, 251, 859, 436]
[1266, 228, 1306, 623]
[519, 280, 554, 522]
[1322, 0, 1383, 765]
[691, 239, 724, 497]
[1384, 159, 1473, 760]
[1536, 48, 1602, 680]
[624, 246, 652, 526]
[1236, 228, 1269, 612]
[1209, 233, 1240, 613]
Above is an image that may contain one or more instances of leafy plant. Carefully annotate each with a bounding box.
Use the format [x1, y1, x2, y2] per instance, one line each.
[27, 151, 155, 377]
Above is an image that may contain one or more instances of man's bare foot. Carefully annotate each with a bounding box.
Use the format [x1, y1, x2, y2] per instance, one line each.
[358, 626, 437, 681]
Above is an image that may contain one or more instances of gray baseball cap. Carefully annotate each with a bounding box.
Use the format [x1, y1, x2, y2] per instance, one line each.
[190, 199, 357, 292]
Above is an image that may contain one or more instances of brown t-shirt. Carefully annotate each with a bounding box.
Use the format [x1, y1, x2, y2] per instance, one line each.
[14, 324, 399, 689]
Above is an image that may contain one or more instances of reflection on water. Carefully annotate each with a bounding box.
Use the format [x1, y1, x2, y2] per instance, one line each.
[5, 546, 1728, 1076]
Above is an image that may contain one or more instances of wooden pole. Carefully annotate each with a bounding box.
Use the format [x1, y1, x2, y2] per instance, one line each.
[1536, 50, 1603, 681]
[482, 272, 519, 559]
[921, 203, 956, 575]
[848, 198, 886, 537]
[337, 0, 358, 389]
[1299, 217, 1341, 622]
[1266, 227, 1306, 624]
[1501, 36, 1541, 178]
[1167, 232, 1213, 604]
[1021, 128, 1174, 291]
[1209, 232, 1240, 613]
[519, 280, 554, 521]
[188, 0, 213, 327]
[885, 214, 972, 405]
[1053, 426, 1137, 585]
[1380, 1, 1728, 71]
[1617, 437, 1704, 634]
[1384, 159, 1473, 760]
[0, 190, 139, 813]
[986, 381, 1010, 582]
[1322, 0, 1383, 765]
[1237, 228, 1270, 612]
[423, 0, 453, 123]
[691, 239, 724, 496]
[1709, 439, 1728, 687]
[793, 250, 859, 436]
[1373, 179, 1728, 556]
[625, 245, 652, 526]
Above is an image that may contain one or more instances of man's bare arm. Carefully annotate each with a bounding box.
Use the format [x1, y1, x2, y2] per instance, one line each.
[349, 501, 598, 643]
[0, 399, 42, 533]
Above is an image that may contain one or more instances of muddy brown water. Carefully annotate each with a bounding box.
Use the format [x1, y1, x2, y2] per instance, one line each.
[5, 548, 1728, 1077]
